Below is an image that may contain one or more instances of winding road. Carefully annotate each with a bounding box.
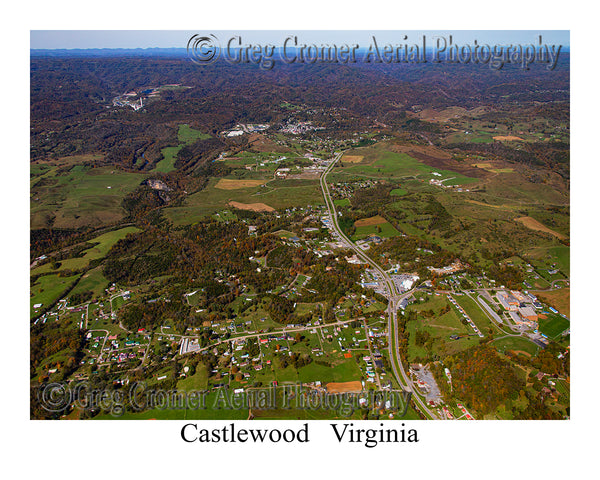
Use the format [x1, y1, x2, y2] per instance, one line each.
[320, 152, 438, 419]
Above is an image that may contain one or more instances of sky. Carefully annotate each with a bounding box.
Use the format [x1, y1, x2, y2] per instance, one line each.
[30, 30, 569, 50]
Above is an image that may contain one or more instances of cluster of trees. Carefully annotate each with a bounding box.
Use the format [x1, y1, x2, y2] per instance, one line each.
[304, 262, 362, 306]
[349, 184, 395, 214]
[447, 140, 569, 180]
[370, 231, 456, 274]
[424, 196, 453, 232]
[119, 298, 188, 333]
[263, 295, 296, 324]
[444, 344, 524, 415]
[30, 227, 96, 260]
[278, 352, 312, 370]
[486, 264, 524, 290]
[30, 318, 84, 380]
[413, 330, 432, 347]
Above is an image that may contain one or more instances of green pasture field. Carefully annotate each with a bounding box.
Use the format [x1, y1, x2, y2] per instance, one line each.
[69, 266, 110, 300]
[164, 178, 324, 225]
[177, 364, 209, 391]
[31, 227, 140, 275]
[336, 148, 477, 186]
[31, 273, 82, 318]
[528, 245, 570, 277]
[548, 246, 570, 276]
[31, 166, 145, 229]
[297, 357, 362, 384]
[390, 188, 408, 196]
[153, 124, 211, 173]
[482, 171, 568, 206]
[352, 221, 400, 241]
[404, 294, 481, 359]
[153, 146, 181, 173]
[334, 198, 351, 207]
[178, 124, 211, 143]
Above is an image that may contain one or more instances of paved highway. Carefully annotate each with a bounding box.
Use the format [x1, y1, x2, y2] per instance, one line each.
[320, 152, 438, 419]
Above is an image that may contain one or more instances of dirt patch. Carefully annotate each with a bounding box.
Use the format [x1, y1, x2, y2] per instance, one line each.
[355, 215, 387, 227]
[215, 179, 266, 190]
[493, 135, 524, 141]
[342, 155, 364, 163]
[515, 216, 566, 240]
[228, 201, 275, 212]
[509, 350, 532, 357]
[326, 381, 363, 393]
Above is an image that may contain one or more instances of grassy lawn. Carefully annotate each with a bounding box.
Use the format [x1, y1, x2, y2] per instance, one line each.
[31, 166, 145, 229]
[390, 187, 408, 196]
[153, 125, 212, 173]
[31, 273, 82, 318]
[548, 245, 570, 276]
[69, 266, 109, 300]
[31, 226, 140, 275]
[453, 294, 497, 335]
[352, 221, 400, 241]
[177, 364, 209, 391]
[335, 148, 477, 186]
[178, 124, 212, 143]
[153, 146, 181, 173]
[297, 358, 362, 384]
[538, 314, 570, 339]
[334, 198, 351, 207]
[94, 390, 248, 420]
[492, 336, 539, 356]
[164, 178, 324, 225]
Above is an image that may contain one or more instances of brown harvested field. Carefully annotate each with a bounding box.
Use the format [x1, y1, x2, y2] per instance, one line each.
[228, 201, 275, 212]
[342, 155, 364, 163]
[515, 216, 566, 240]
[493, 135, 524, 141]
[326, 381, 363, 393]
[355, 215, 387, 227]
[215, 178, 266, 190]
[533, 288, 570, 317]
